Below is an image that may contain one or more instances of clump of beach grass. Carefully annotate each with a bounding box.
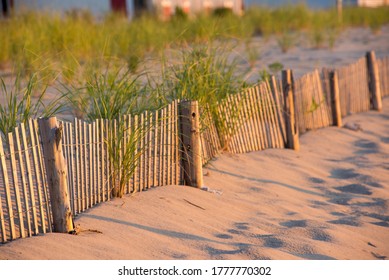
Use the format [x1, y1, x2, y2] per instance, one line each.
[0, 74, 66, 141]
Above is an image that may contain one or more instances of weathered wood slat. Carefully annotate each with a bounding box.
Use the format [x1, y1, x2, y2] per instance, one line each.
[14, 127, 31, 237]
[79, 120, 85, 211]
[0, 182, 6, 242]
[147, 112, 153, 189]
[99, 119, 105, 201]
[33, 119, 52, 231]
[0, 136, 15, 240]
[104, 119, 111, 201]
[95, 120, 101, 203]
[88, 123, 93, 206]
[28, 119, 46, 234]
[8, 132, 25, 238]
[20, 123, 39, 235]
[74, 119, 81, 212]
[132, 115, 139, 191]
[82, 122, 88, 209]
[153, 110, 159, 187]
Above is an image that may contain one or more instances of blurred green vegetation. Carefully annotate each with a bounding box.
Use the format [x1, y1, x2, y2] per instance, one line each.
[0, 4, 388, 122]
[1, 5, 388, 81]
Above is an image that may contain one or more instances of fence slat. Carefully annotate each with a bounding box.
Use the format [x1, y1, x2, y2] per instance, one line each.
[20, 123, 39, 235]
[95, 120, 101, 202]
[28, 119, 46, 234]
[33, 119, 52, 231]
[132, 115, 138, 191]
[167, 106, 172, 185]
[68, 122, 77, 213]
[147, 112, 153, 189]
[0, 137, 15, 241]
[74, 119, 81, 212]
[0, 181, 6, 242]
[105, 119, 111, 200]
[8, 133, 25, 238]
[88, 123, 93, 207]
[174, 101, 180, 184]
[153, 110, 159, 187]
[92, 122, 97, 204]
[79, 120, 86, 211]
[99, 119, 105, 201]
[159, 108, 166, 186]
[14, 127, 31, 237]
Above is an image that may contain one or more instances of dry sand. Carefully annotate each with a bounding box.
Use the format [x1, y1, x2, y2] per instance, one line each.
[0, 26, 389, 260]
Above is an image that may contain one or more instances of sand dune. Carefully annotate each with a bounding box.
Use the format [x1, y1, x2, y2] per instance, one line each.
[1, 25, 389, 260]
[1, 97, 388, 260]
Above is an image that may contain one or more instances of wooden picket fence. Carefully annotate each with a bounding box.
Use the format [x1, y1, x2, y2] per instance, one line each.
[61, 100, 181, 216]
[0, 52, 387, 244]
[294, 69, 333, 134]
[200, 105, 221, 165]
[336, 57, 371, 117]
[0, 120, 52, 243]
[216, 82, 285, 153]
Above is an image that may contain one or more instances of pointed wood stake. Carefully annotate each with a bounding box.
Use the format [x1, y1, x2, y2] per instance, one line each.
[179, 100, 203, 188]
[329, 71, 343, 127]
[366, 51, 382, 112]
[282, 70, 300, 151]
[38, 117, 74, 233]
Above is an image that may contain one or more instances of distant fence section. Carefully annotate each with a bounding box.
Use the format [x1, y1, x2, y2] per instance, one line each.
[216, 82, 285, 154]
[0, 51, 388, 244]
[378, 56, 389, 97]
[294, 69, 333, 134]
[336, 57, 371, 117]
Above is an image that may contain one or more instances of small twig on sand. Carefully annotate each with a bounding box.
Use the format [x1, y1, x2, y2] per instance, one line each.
[183, 199, 206, 210]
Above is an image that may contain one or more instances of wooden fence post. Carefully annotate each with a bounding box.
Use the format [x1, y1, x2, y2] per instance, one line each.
[281, 70, 300, 151]
[179, 100, 203, 188]
[38, 117, 74, 233]
[329, 71, 343, 127]
[366, 51, 382, 112]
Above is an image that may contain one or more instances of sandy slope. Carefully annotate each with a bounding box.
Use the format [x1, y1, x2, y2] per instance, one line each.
[1, 97, 388, 260]
[1, 25, 389, 260]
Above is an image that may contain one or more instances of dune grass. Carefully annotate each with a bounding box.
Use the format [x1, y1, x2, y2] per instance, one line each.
[0, 74, 66, 141]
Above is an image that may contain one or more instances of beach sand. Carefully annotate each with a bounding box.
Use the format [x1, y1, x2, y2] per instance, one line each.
[0, 26, 389, 260]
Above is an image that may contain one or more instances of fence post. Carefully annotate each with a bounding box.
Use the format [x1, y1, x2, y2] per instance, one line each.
[366, 51, 382, 112]
[329, 71, 343, 127]
[38, 117, 74, 233]
[281, 69, 300, 151]
[179, 100, 203, 188]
